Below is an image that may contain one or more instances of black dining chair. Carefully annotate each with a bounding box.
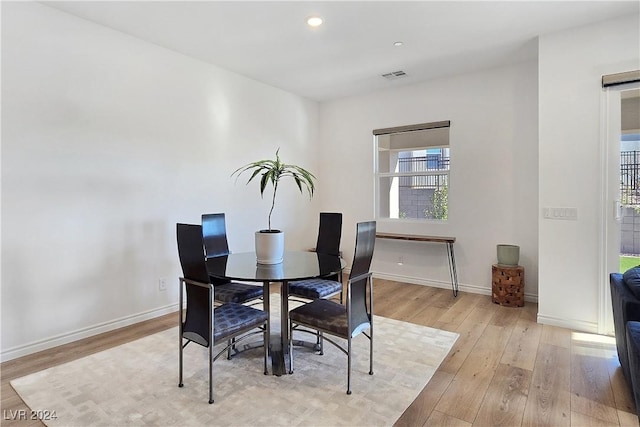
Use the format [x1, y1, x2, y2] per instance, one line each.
[177, 223, 269, 404]
[202, 213, 263, 305]
[288, 212, 343, 303]
[288, 221, 376, 395]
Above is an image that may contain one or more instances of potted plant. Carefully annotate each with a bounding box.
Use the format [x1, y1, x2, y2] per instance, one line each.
[232, 148, 316, 264]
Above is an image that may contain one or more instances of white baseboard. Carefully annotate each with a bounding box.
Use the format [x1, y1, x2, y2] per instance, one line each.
[1, 303, 179, 362]
[371, 270, 539, 303]
[536, 313, 598, 334]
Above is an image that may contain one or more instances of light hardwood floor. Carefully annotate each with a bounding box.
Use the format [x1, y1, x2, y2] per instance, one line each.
[1, 279, 638, 426]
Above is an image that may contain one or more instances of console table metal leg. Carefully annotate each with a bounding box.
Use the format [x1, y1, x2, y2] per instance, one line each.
[446, 242, 459, 297]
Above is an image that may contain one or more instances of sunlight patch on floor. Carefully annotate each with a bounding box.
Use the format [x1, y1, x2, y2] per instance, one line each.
[571, 332, 618, 359]
[572, 332, 616, 346]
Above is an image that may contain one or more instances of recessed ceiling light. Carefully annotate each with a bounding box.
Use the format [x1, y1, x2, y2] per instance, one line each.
[307, 16, 323, 27]
[394, 41, 404, 47]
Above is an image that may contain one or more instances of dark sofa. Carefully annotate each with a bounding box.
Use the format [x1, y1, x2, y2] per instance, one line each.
[610, 271, 640, 411]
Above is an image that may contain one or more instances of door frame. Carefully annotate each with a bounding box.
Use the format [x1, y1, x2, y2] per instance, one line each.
[600, 81, 640, 336]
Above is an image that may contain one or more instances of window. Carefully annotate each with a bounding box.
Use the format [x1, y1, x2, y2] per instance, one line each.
[374, 121, 450, 220]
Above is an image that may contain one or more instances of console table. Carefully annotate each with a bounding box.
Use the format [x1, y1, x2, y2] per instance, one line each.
[375, 232, 459, 296]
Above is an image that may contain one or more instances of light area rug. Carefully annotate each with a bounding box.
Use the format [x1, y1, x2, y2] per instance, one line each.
[11, 300, 458, 427]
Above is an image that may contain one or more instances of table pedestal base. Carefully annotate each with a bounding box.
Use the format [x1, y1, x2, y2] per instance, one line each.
[269, 343, 287, 376]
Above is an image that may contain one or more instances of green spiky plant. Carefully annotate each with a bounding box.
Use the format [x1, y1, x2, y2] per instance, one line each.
[232, 149, 316, 231]
[425, 183, 448, 220]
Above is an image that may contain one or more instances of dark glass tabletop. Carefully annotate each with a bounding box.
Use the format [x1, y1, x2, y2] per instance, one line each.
[206, 251, 346, 282]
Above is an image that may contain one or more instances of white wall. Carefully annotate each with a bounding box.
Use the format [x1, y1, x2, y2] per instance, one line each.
[1, 2, 320, 360]
[318, 61, 539, 298]
[538, 15, 640, 332]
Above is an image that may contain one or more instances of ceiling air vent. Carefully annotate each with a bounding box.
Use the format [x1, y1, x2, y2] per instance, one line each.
[382, 70, 407, 80]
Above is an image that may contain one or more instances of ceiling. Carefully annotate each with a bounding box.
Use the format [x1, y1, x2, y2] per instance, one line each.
[45, 1, 639, 102]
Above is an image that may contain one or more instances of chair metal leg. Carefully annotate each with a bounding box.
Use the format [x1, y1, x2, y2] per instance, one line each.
[346, 336, 352, 395]
[315, 330, 324, 353]
[289, 319, 294, 374]
[369, 276, 374, 375]
[369, 331, 374, 375]
[264, 325, 269, 375]
[208, 345, 214, 404]
[208, 285, 214, 404]
[178, 340, 184, 387]
[178, 279, 184, 388]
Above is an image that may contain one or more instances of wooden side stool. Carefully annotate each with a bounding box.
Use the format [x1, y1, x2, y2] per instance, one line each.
[492, 264, 524, 307]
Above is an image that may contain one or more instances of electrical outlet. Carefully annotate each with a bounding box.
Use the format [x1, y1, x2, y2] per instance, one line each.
[158, 278, 167, 291]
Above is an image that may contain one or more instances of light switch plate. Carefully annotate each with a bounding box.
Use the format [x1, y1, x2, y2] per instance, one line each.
[543, 207, 578, 220]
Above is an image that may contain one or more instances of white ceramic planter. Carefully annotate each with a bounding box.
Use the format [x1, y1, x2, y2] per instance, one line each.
[255, 230, 284, 264]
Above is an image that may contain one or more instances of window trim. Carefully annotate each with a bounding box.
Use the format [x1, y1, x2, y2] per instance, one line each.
[373, 120, 450, 136]
[374, 121, 450, 221]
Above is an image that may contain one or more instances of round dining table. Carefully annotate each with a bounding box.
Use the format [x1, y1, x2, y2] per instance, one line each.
[205, 251, 346, 375]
